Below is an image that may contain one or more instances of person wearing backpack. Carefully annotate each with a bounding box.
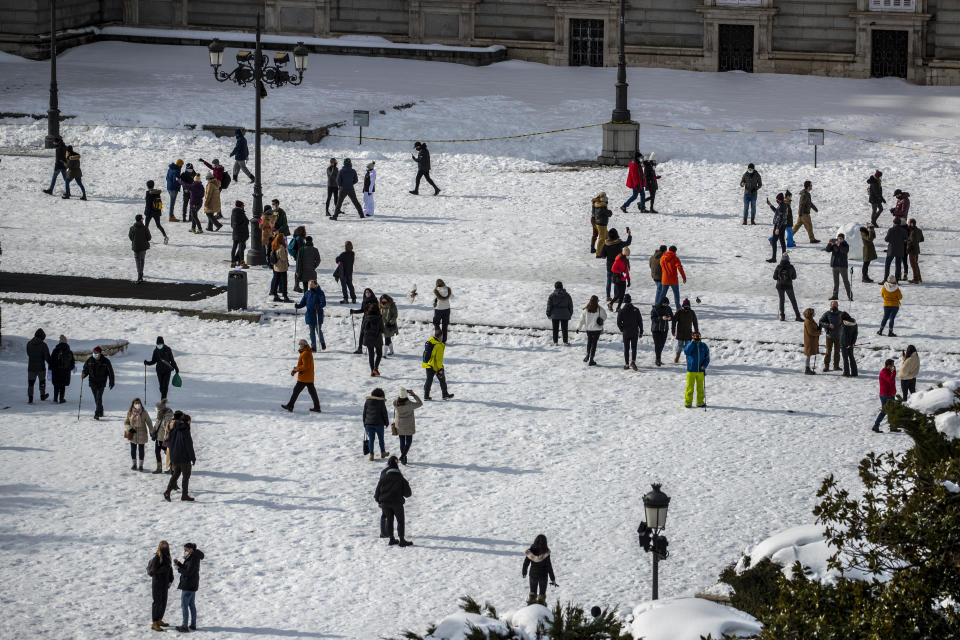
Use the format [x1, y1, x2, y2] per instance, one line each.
[773, 254, 802, 321]
[650, 297, 673, 366]
[575, 295, 607, 366]
[49, 334, 75, 404]
[63, 145, 86, 200]
[199, 158, 227, 188]
[546, 281, 574, 346]
[144, 181, 168, 244]
[146, 540, 174, 632]
[269, 232, 292, 303]
[616, 294, 643, 371]
[129, 214, 152, 284]
[143, 336, 179, 400]
[422, 328, 453, 400]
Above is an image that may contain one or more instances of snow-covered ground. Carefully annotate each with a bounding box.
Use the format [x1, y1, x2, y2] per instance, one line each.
[1, 43, 960, 639]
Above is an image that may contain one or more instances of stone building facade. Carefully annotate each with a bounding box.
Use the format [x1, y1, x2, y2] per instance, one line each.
[3, 0, 960, 84]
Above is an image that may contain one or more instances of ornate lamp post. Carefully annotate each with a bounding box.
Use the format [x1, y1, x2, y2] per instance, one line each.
[637, 483, 671, 600]
[44, 0, 60, 149]
[598, 0, 639, 166]
[208, 15, 308, 265]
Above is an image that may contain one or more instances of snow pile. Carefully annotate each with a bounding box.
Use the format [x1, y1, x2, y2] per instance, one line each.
[905, 380, 960, 415]
[735, 524, 872, 584]
[944, 480, 960, 494]
[935, 413, 960, 440]
[630, 597, 761, 640]
[424, 605, 551, 640]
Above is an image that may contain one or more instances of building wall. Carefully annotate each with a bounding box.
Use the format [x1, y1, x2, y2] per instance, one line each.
[475, 0, 554, 42]
[0, 0, 115, 35]
[330, 0, 408, 35]
[627, 0, 703, 49]
[934, 0, 960, 59]
[772, 0, 857, 53]
[189, 0, 264, 30]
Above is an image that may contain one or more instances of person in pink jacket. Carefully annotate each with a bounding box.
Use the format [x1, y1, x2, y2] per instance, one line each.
[619, 152, 646, 213]
[872, 358, 897, 433]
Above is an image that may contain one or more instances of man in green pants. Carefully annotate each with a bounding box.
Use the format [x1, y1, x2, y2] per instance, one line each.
[683, 332, 710, 408]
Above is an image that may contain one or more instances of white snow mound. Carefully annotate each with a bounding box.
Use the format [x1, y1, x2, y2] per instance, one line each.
[736, 524, 874, 584]
[426, 611, 512, 640]
[907, 380, 960, 415]
[506, 605, 552, 636]
[630, 597, 761, 640]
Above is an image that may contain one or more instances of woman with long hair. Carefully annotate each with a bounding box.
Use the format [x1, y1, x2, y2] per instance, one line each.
[147, 540, 174, 631]
[362, 302, 385, 376]
[380, 294, 399, 356]
[575, 295, 607, 366]
[350, 288, 378, 354]
[897, 345, 920, 399]
[521, 534, 557, 605]
[124, 397, 153, 471]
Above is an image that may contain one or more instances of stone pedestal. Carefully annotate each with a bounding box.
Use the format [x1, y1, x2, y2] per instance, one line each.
[597, 121, 639, 166]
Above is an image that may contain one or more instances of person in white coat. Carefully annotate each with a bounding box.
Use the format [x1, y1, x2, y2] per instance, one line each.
[575, 295, 607, 366]
[363, 162, 376, 218]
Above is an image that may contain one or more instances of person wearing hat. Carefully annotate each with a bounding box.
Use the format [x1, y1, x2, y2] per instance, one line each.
[374, 455, 413, 546]
[860, 225, 878, 283]
[642, 152, 659, 213]
[128, 213, 152, 284]
[259, 204, 276, 263]
[173, 542, 205, 632]
[739, 162, 762, 224]
[164, 414, 197, 501]
[422, 327, 453, 399]
[409, 141, 440, 195]
[650, 296, 673, 367]
[393, 388, 423, 465]
[144, 337, 180, 400]
[609, 247, 631, 312]
[601, 226, 633, 302]
[230, 200, 249, 269]
[199, 157, 226, 186]
[42, 136, 68, 196]
[332, 158, 365, 219]
[546, 281, 573, 346]
[683, 331, 710, 408]
[49, 334, 75, 404]
[592, 192, 612, 258]
[883, 217, 908, 283]
[878, 275, 902, 337]
[765, 193, 788, 263]
[867, 170, 886, 228]
[144, 180, 169, 244]
[295, 280, 326, 351]
[794, 180, 820, 244]
[26, 328, 51, 403]
[282, 339, 322, 413]
[363, 161, 376, 217]
[825, 232, 853, 302]
[325, 158, 339, 216]
[81, 346, 115, 419]
[671, 298, 699, 364]
[890, 188, 910, 225]
[229, 128, 254, 183]
[616, 293, 643, 370]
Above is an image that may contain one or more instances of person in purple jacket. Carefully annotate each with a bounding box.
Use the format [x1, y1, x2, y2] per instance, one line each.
[177, 175, 205, 234]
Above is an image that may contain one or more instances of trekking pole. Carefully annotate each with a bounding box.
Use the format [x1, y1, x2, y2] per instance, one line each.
[703, 374, 707, 411]
[144, 364, 147, 404]
[350, 312, 357, 346]
[294, 306, 298, 348]
[77, 382, 83, 421]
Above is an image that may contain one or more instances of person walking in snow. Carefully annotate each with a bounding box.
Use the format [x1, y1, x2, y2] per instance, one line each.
[765, 193, 788, 263]
[432, 279, 453, 343]
[173, 543, 204, 632]
[868, 170, 886, 228]
[671, 299, 699, 364]
[144, 180, 169, 243]
[49, 334, 75, 404]
[826, 233, 853, 301]
[269, 231, 292, 302]
[325, 158, 339, 216]
[202, 173, 223, 232]
[289, 226, 306, 292]
[890, 188, 910, 225]
[409, 141, 440, 195]
[897, 345, 920, 399]
[905, 218, 924, 283]
[350, 288, 378, 354]
[422, 328, 453, 400]
[609, 248, 631, 312]
[649, 245, 666, 308]
[783, 190, 796, 248]
[589, 195, 601, 254]
[332, 158, 365, 219]
[860, 226, 877, 283]
[150, 399, 174, 475]
[178, 172, 205, 233]
[617, 294, 643, 370]
[773, 253, 802, 322]
[295, 281, 326, 351]
[650, 297, 673, 367]
[374, 456, 413, 546]
[335, 240, 357, 303]
[166, 160, 183, 220]
[802, 308, 821, 375]
[522, 534, 557, 605]
[683, 332, 710, 408]
[878, 275, 903, 337]
[230, 129, 254, 183]
[546, 281, 574, 346]
[282, 340, 322, 413]
[642, 153, 659, 213]
[393, 388, 422, 465]
[819, 300, 852, 372]
[592, 193, 613, 258]
[124, 397, 153, 471]
[363, 303, 385, 376]
[619, 152, 645, 213]
[363, 387, 390, 460]
[793, 181, 820, 244]
[177, 163, 198, 221]
[81, 346, 115, 419]
[872, 359, 897, 433]
[362, 161, 376, 217]
[575, 295, 606, 366]
[380, 294, 399, 356]
[884, 218, 908, 283]
[270, 199, 290, 236]
[740, 162, 762, 225]
[63, 146, 86, 200]
[42, 136, 68, 196]
[230, 200, 249, 269]
[659, 245, 686, 310]
[144, 336, 179, 400]
[26, 328, 51, 403]
[129, 214, 152, 284]
[601, 227, 632, 302]
[839, 315, 859, 377]
[147, 540, 175, 632]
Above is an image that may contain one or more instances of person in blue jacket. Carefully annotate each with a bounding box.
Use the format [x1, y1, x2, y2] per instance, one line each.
[683, 331, 710, 408]
[295, 280, 327, 352]
[229, 129, 254, 183]
[165, 160, 182, 220]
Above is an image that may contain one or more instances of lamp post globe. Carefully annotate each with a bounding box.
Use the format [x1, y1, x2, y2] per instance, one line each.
[642, 483, 671, 532]
[293, 42, 309, 73]
[208, 38, 224, 68]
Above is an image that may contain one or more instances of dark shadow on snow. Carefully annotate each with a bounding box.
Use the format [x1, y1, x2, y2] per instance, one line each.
[414, 461, 539, 475]
[202, 627, 343, 638]
[418, 535, 523, 547]
[0, 446, 53, 452]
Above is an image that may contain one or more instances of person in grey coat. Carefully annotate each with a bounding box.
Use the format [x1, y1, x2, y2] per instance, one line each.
[883, 218, 909, 282]
[297, 236, 321, 292]
[546, 281, 574, 346]
[393, 388, 423, 465]
[332, 158, 364, 219]
[325, 158, 339, 216]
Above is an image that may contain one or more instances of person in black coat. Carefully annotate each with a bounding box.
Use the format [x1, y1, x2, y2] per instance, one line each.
[884, 219, 909, 282]
[643, 155, 659, 213]
[362, 303, 385, 376]
[616, 295, 644, 370]
[230, 200, 250, 268]
[42, 136, 68, 196]
[374, 456, 413, 546]
[819, 300, 853, 373]
[839, 316, 859, 377]
[867, 170, 885, 228]
[26, 328, 51, 403]
[335, 241, 357, 303]
[164, 415, 196, 502]
[174, 542, 204, 632]
[144, 180, 168, 243]
[147, 540, 175, 631]
[129, 214, 152, 284]
[350, 288, 378, 353]
[522, 534, 557, 605]
[332, 158, 364, 219]
[546, 281, 574, 346]
[81, 346, 115, 419]
[825, 233, 853, 301]
[773, 254, 802, 321]
[49, 334, 75, 403]
[409, 141, 440, 195]
[144, 336, 180, 400]
[325, 158, 339, 216]
[650, 297, 673, 366]
[363, 387, 390, 460]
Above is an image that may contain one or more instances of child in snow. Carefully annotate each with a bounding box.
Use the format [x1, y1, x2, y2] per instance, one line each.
[522, 534, 558, 605]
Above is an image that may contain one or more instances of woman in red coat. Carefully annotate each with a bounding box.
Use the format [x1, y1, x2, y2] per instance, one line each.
[609, 248, 631, 311]
[619, 152, 646, 213]
[872, 359, 897, 433]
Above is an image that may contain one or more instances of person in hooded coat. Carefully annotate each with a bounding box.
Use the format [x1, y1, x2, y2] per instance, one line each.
[897, 345, 920, 399]
[295, 280, 327, 352]
[409, 141, 440, 195]
[802, 308, 821, 375]
[659, 246, 686, 310]
[173, 542, 205, 632]
[650, 297, 673, 366]
[144, 336, 180, 400]
[164, 414, 197, 502]
[176, 162, 197, 220]
[229, 128, 254, 182]
[64, 145, 86, 200]
[363, 387, 390, 460]
[380, 294, 399, 356]
[124, 397, 154, 471]
[129, 214, 152, 284]
[765, 193, 788, 262]
[432, 279, 453, 343]
[878, 275, 903, 337]
[282, 340, 322, 413]
[151, 399, 174, 474]
[616, 294, 643, 370]
[298, 236, 321, 293]
[43, 136, 68, 196]
[890, 189, 910, 224]
[649, 245, 666, 308]
[230, 200, 249, 268]
[601, 227, 632, 302]
[393, 388, 423, 465]
[773, 253, 802, 321]
[202, 173, 223, 231]
[166, 160, 183, 220]
[839, 315, 859, 377]
[362, 302, 385, 376]
[374, 456, 413, 546]
[642, 154, 659, 213]
[350, 288, 378, 354]
[332, 158, 365, 219]
[619, 152, 646, 213]
[575, 295, 606, 366]
[609, 249, 631, 312]
[546, 281, 574, 346]
[335, 240, 357, 303]
[144, 180, 168, 243]
[177, 174, 205, 233]
[269, 231, 292, 302]
[50, 334, 75, 403]
[522, 534, 557, 605]
[147, 540, 175, 632]
[81, 346, 115, 419]
[26, 328, 51, 403]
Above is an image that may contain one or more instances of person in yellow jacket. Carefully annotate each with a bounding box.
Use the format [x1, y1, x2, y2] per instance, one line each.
[281, 339, 321, 413]
[421, 328, 453, 401]
[877, 275, 902, 337]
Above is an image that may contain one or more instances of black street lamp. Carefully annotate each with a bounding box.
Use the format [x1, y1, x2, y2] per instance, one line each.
[637, 483, 670, 600]
[611, 0, 630, 123]
[208, 14, 307, 265]
[597, 0, 637, 165]
[44, 0, 60, 149]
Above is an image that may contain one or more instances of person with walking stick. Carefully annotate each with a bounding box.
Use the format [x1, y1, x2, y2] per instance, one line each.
[144, 337, 180, 401]
[683, 332, 710, 409]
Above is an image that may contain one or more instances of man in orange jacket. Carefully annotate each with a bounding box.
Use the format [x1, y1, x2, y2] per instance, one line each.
[281, 339, 321, 413]
[658, 245, 687, 309]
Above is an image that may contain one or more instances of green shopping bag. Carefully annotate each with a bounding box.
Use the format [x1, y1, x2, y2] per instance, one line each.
[172, 372, 183, 388]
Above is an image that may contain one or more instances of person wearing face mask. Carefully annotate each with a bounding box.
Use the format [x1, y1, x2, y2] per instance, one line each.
[173, 543, 205, 632]
[739, 163, 762, 225]
[147, 540, 174, 632]
[144, 336, 179, 400]
[124, 397, 154, 471]
[81, 346, 115, 420]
